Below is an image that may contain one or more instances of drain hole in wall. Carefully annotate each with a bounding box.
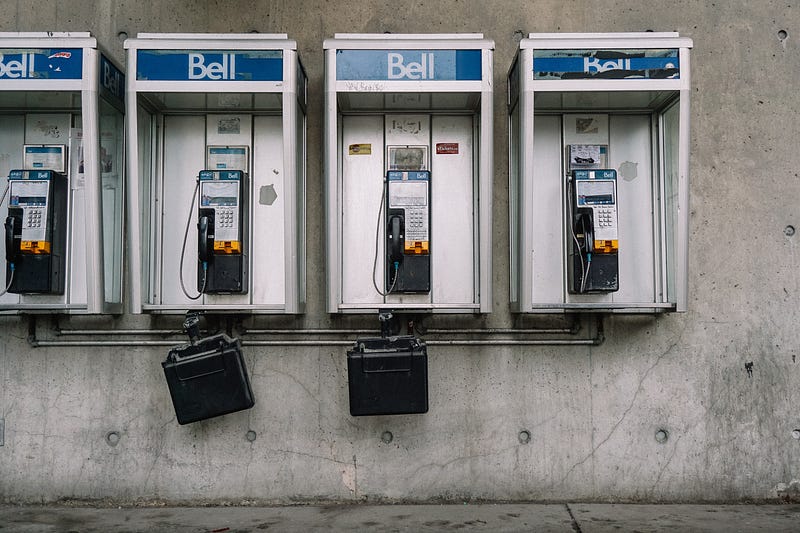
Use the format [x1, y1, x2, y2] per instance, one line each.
[105, 431, 121, 447]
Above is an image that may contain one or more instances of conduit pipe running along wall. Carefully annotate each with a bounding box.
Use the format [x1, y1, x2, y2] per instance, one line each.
[50, 312, 579, 338]
[54, 329, 379, 336]
[28, 316, 602, 347]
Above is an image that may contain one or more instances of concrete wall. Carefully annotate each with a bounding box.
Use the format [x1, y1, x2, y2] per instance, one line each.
[1, 0, 799, 503]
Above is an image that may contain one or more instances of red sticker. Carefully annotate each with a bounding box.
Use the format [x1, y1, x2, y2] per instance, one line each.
[436, 143, 459, 155]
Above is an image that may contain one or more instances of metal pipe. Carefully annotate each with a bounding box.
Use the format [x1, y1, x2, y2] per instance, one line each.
[32, 339, 354, 347]
[243, 329, 378, 335]
[33, 317, 603, 348]
[427, 339, 599, 346]
[32, 340, 179, 347]
[55, 327, 572, 336]
[57, 329, 186, 336]
[30, 338, 599, 348]
[425, 328, 574, 334]
[55, 328, 379, 336]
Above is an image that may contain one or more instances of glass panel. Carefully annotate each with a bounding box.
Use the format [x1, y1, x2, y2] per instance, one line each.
[296, 100, 307, 305]
[0, 91, 80, 110]
[661, 101, 679, 303]
[338, 92, 480, 112]
[533, 49, 680, 80]
[509, 104, 520, 304]
[99, 99, 125, 305]
[137, 103, 154, 304]
[534, 90, 677, 111]
[141, 92, 282, 112]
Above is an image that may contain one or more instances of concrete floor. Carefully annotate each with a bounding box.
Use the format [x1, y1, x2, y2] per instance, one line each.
[1, 503, 799, 532]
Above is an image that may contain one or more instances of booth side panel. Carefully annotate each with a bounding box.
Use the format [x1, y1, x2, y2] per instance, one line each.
[295, 103, 307, 311]
[160, 115, 206, 306]
[661, 102, 680, 306]
[341, 115, 384, 306]
[608, 114, 656, 304]
[431, 115, 475, 305]
[99, 105, 125, 307]
[530, 115, 565, 306]
[252, 115, 286, 306]
[135, 106, 154, 312]
[508, 105, 520, 310]
[67, 120, 89, 307]
[0, 115, 24, 306]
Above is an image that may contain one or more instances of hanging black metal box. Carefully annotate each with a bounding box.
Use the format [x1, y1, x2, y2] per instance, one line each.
[347, 335, 428, 416]
[162, 333, 254, 425]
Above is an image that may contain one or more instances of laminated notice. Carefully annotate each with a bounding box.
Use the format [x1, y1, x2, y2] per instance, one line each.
[436, 143, 459, 155]
[349, 143, 372, 155]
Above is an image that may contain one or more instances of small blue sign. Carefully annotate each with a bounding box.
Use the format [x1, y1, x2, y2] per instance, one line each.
[534, 49, 679, 80]
[137, 50, 283, 81]
[336, 50, 481, 81]
[574, 169, 617, 180]
[0, 48, 83, 80]
[99, 54, 124, 104]
[388, 171, 431, 181]
[9, 169, 54, 180]
[199, 170, 243, 181]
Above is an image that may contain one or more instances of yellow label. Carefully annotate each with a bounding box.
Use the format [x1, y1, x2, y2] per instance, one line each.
[404, 241, 429, 255]
[349, 143, 372, 155]
[214, 241, 241, 254]
[20, 241, 51, 254]
[593, 239, 619, 253]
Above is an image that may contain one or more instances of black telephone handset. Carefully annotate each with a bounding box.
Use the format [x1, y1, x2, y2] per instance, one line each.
[197, 213, 214, 263]
[4, 215, 21, 263]
[574, 208, 594, 254]
[388, 214, 404, 265]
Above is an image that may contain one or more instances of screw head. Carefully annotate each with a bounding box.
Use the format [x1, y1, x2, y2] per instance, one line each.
[381, 431, 393, 444]
[655, 429, 669, 444]
[105, 431, 121, 447]
[518, 430, 532, 444]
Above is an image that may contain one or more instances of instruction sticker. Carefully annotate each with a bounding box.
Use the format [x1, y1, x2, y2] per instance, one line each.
[217, 117, 241, 135]
[436, 143, 459, 155]
[349, 144, 372, 155]
[24, 145, 66, 173]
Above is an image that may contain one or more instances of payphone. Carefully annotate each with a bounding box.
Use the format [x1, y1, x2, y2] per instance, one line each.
[568, 169, 619, 293]
[125, 33, 306, 314]
[385, 168, 431, 294]
[507, 32, 693, 313]
[325, 34, 494, 313]
[3, 147, 68, 295]
[196, 170, 247, 294]
[0, 33, 126, 314]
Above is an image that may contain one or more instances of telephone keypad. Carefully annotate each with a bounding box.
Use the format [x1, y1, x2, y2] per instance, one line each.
[403, 207, 428, 241]
[26, 208, 44, 228]
[595, 207, 615, 228]
[216, 208, 236, 229]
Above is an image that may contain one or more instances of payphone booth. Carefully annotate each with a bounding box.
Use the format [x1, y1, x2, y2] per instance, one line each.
[125, 34, 306, 314]
[508, 33, 692, 313]
[0, 32, 125, 314]
[324, 34, 494, 314]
